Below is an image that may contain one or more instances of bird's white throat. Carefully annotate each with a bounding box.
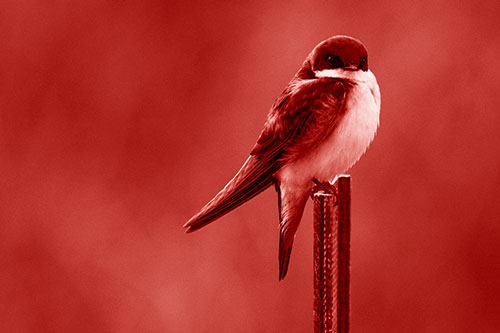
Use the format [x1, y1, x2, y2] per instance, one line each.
[314, 69, 380, 111]
[314, 68, 375, 83]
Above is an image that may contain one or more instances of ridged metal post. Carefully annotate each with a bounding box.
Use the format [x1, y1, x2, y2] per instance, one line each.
[312, 175, 351, 333]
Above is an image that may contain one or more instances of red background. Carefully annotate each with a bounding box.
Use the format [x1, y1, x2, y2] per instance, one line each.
[1, 1, 500, 332]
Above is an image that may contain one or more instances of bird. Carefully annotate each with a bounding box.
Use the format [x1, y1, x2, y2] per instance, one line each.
[184, 35, 381, 280]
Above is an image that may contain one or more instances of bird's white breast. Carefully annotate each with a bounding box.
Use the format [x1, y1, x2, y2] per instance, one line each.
[278, 69, 380, 185]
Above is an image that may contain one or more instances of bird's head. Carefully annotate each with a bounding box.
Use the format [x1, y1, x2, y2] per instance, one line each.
[296, 35, 369, 80]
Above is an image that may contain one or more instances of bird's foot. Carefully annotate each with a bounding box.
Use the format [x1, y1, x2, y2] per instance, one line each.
[311, 178, 338, 205]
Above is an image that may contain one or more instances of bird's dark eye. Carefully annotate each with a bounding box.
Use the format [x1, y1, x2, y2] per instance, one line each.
[360, 56, 368, 70]
[325, 54, 343, 68]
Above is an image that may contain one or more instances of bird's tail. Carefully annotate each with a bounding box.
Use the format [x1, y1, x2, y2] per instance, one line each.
[184, 156, 277, 233]
[276, 182, 310, 280]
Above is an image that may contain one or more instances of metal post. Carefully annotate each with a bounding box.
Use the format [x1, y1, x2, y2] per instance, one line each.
[312, 175, 351, 333]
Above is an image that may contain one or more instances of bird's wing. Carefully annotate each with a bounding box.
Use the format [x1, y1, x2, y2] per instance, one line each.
[250, 78, 348, 163]
[184, 78, 348, 234]
[184, 155, 278, 232]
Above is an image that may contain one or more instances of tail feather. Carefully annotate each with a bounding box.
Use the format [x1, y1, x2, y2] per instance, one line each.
[276, 182, 310, 280]
[279, 238, 294, 280]
[184, 156, 277, 232]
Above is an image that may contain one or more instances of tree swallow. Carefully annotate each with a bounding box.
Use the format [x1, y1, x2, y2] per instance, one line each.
[184, 35, 381, 280]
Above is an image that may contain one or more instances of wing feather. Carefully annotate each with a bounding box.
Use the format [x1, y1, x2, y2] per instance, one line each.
[185, 78, 348, 234]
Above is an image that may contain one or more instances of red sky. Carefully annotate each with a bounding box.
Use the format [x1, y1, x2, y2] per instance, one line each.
[1, 1, 500, 332]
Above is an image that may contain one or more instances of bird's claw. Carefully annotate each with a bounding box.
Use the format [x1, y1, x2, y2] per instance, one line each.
[311, 178, 338, 205]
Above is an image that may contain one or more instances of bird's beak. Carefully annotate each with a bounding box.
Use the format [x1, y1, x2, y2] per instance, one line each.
[343, 64, 358, 71]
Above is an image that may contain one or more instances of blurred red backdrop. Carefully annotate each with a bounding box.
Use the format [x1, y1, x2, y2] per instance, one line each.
[1, 1, 500, 332]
